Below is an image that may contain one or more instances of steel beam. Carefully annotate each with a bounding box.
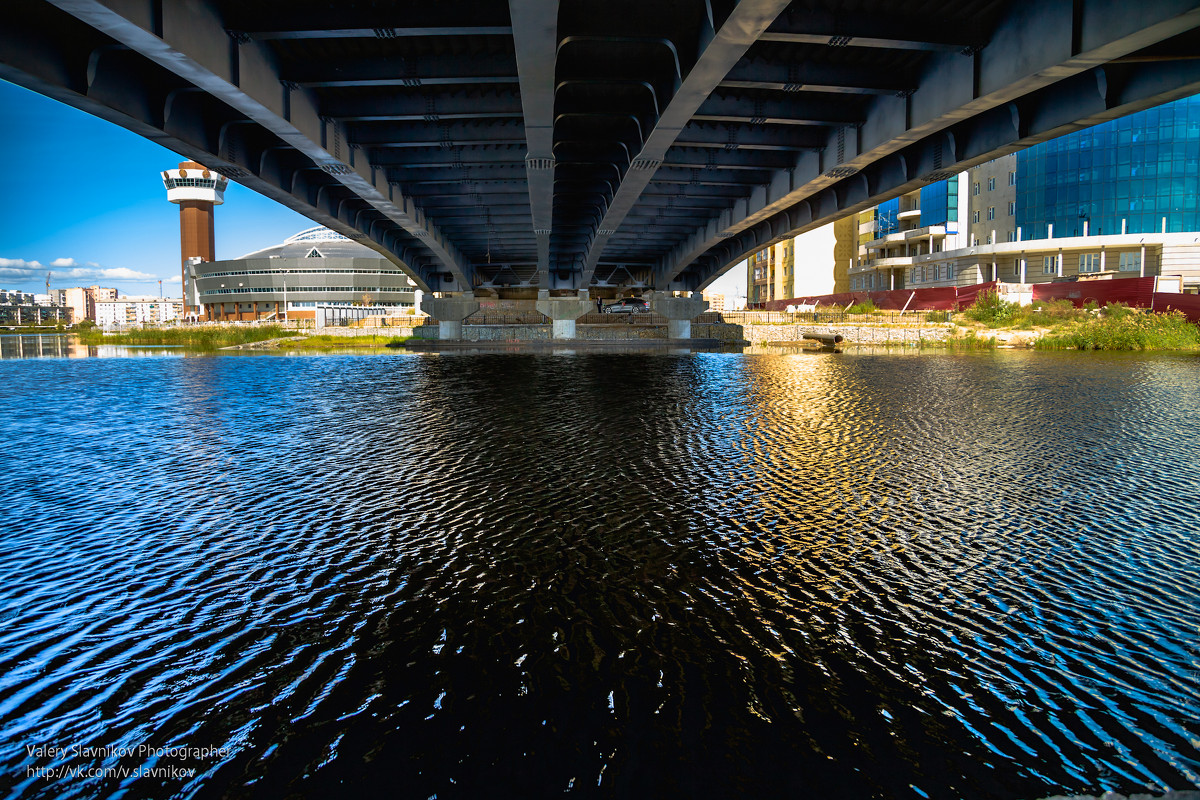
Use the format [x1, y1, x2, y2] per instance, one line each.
[284, 52, 519, 88]
[319, 91, 523, 123]
[720, 60, 915, 95]
[509, 0, 559, 288]
[574, 0, 793, 288]
[759, 12, 976, 51]
[239, 27, 513, 41]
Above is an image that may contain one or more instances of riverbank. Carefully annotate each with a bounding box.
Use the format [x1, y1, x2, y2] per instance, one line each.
[67, 300, 1200, 353]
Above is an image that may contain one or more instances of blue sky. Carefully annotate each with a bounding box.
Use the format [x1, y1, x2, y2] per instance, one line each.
[0, 77, 746, 300]
[0, 79, 313, 297]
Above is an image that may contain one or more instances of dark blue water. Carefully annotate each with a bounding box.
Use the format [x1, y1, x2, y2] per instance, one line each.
[1, 342, 1198, 799]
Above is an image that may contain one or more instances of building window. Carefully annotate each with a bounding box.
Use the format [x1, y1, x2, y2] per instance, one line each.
[988, 176, 996, 191]
[1118, 252, 1142, 272]
[972, 182, 980, 195]
[1008, 171, 1016, 186]
[1008, 201, 1015, 216]
[987, 207, 995, 221]
[972, 210, 980, 223]
[1079, 253, 1101, 273]
[1006, 231, 1016, 242]
[986, 233, 993, 244]
[911, 268, 919, 283]
[946, 264, 955, 280]
[1043, 256, 1056, 274]
[1014, 260, 1022, 277]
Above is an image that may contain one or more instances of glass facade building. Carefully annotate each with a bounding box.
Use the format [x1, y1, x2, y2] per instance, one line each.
[873, 176, 958, 237]
[919, 176, 959, 229]
[1016, 94, 1200, 239]
[876, 196, 900, 237]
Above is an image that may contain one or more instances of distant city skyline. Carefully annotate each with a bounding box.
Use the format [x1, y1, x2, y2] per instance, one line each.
[0, 77, 746, 301]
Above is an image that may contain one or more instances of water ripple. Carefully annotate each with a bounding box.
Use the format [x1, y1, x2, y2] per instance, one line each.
[0, 350, 1197, 798]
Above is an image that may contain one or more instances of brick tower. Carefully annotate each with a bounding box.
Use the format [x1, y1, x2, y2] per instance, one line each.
[162, 162, 227, 318]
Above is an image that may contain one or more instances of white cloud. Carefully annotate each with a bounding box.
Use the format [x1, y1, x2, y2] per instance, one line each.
[57, 266, 159, 281]
[1, 256, 164, 286]
[0, 257, 43, 270]
[165, 275, 182, 283]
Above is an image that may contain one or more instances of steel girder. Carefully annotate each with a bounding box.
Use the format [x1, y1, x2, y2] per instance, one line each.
[574, 0, 795, 288]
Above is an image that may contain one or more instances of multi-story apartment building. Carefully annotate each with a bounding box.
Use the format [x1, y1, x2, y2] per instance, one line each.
[747, 239, 794, 305]
[95, 297, 183, 327]
[843, 93, 1200, 293]
[847, 177, 965, 292]
[967, 155, 1019, 245]
[64, 286, 118, 323]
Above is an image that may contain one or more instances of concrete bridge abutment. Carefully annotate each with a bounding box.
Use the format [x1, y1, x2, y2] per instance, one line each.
[649, 292, 708, 339]
[535, 291, 592, 339]
[421, 293, 480, 340]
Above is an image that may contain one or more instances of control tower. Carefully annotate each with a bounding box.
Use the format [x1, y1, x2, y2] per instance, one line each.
[162, 161, 227, 317]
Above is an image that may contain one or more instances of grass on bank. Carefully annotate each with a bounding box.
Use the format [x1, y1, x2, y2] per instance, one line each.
[74, 323, 291, 350]
[1035, 306, 1200, 351]
[275, 334, 414, 349]
[74, 324, 417, 351]
[959, 290, 1200, 351]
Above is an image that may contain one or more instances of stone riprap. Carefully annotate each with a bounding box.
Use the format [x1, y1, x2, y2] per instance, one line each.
[312, 322, 958, 345]
[735, 323, 954, 346]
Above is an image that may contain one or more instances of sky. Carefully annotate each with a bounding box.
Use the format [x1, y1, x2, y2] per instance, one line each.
[0, 77, 745, 301]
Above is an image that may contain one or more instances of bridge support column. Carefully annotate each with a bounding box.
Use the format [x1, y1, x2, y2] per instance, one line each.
[649, 292, 708, 339]
[535, 290, 592, 339]
[420, 293, 480, 340]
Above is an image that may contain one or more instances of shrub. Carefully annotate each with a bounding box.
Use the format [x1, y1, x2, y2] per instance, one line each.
[1036, 309, 1200, 351]
[963, 289, 1019, 326]
[846, 300, 878, 314]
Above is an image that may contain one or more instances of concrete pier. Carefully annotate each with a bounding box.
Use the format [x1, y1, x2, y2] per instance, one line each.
[535, 291, 592, 340]
[649, 292, 708, 339]
[420, 293, 480, 340]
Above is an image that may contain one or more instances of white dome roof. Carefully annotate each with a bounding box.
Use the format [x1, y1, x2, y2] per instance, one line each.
[236, 227, 381, 260]
[282, 227, 353, 244]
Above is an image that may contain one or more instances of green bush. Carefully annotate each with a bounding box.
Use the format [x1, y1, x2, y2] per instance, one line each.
[1036, 309, 1200, 351]
[963, 289, 1019, 326]
[846, 299, 878, 314]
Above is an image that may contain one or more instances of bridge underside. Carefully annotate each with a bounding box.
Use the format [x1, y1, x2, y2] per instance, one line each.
[3, 0, 1200, 294]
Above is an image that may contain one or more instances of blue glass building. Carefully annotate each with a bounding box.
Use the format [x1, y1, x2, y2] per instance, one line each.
[1016, 95, 1200, 239]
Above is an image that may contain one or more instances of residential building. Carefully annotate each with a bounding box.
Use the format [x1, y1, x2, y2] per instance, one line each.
[95, 297, 183, 327]
[63, 286, 117, 323]
[746, 238, 794, 305]
[831, 94, 1200, 293]
[848, 176, 966, 292]
[701, 290, 726, 313]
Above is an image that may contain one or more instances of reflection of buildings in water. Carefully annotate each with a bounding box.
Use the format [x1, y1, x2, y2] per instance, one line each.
[0, 336, 194, 359]
[0, 335, 77, 359]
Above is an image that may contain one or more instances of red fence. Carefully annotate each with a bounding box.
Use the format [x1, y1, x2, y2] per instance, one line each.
[1030, 276, 1157, 307]
[1153, 292, 1200, 323]
[759, 277, 1200, 319]
[760, 282, 994, 313]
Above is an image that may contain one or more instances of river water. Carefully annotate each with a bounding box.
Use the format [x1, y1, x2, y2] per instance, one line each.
[0, 336, 1198, 799]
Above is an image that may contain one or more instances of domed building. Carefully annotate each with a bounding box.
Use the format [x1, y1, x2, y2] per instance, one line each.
[190, 227, 418, 322]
